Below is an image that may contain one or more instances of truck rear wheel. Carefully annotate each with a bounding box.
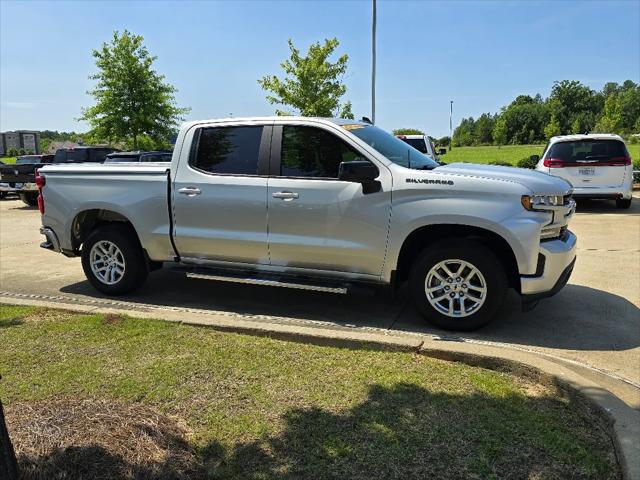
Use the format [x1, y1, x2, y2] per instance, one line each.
[409, 240, 507, 331]
[19, 192, 38, 206]
[81, 225, 148, 295]
[616, 198, 631, 209]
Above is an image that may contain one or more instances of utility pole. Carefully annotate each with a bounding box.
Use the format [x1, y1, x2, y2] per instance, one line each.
[449, 100, 453, 151]
[371, 0, 377, 124]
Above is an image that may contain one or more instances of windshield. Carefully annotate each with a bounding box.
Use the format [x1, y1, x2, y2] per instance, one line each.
[346, 125, 439, 170]
[16, 156, 41, 164]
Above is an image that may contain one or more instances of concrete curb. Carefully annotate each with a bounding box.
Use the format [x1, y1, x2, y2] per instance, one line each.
[2, 295, 639, 479]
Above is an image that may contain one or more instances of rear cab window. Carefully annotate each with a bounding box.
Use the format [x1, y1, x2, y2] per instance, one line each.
[190, 126, 263, 175]
[402, 138, 428, 154]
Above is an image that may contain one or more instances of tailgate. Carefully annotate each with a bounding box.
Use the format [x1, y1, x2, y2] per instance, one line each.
[0, 164, 39, 183]
[553, 163, 626, 189]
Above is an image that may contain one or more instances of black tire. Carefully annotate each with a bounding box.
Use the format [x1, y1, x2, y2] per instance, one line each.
[0, 192, 6, 200]
[81, 225, 148, 295]
[409, 240, 507, 331]
[19, 192, 38, 206]
[616, 198, 632, 209]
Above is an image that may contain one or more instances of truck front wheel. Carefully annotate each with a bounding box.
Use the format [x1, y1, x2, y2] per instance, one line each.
[81, 225, 148, 295]
[409, 240, 507, 331]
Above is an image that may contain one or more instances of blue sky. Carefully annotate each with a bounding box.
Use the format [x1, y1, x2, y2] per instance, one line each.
[1, 0, 639, 137]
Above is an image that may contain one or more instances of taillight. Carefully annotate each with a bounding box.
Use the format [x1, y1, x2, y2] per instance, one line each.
[543, 158, 564, 168]
[35, 169, 46, 188]
[607, 156, 632, 166]
[35, 169, 45, 214]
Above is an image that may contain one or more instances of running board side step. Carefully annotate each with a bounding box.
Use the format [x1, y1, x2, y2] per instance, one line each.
[171, 266, 349, 294]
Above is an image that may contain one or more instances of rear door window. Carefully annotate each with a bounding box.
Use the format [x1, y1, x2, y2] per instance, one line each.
[545, 140, 628, 163]
[190, 126, 263, 175]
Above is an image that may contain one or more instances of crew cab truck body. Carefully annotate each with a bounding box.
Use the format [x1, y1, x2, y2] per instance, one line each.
[38, 117, 577, 330]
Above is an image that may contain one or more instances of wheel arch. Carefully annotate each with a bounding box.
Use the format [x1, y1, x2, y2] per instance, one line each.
[71, 209, 142, 253]
[393, 224, 520, 291]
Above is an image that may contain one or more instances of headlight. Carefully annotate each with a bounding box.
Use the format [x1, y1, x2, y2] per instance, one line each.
[521, 194, 564, 211]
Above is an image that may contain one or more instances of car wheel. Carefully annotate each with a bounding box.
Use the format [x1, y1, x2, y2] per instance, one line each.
[19, 192, 38, 206]
[81, 225, 148, 295]
[616, 198, 632, 209]
[0, 192, 6, 200]
[409, 240, 507, 331]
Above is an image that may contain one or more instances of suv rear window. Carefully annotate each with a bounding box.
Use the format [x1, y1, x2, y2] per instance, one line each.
[545, 140, 628, 163]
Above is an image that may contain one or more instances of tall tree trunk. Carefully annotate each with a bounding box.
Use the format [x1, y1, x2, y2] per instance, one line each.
[0, 399, 18, 480]
[133, 133, 138, 150]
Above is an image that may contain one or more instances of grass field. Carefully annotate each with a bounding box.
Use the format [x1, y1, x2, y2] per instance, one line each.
[441, 143, 640, 167]
[0, 305, 617, 479]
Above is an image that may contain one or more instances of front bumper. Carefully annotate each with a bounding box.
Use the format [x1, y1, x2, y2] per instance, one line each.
[520, 230, 577, 300]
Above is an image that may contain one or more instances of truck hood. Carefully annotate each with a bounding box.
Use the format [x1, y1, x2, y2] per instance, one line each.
[435, 162, 572, 194]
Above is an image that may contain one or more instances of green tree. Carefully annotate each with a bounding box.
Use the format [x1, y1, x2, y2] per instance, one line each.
[492, 116, 508, 145]
[595, 94, 623, 133]
[258, 38, 354, 118]
[544, 114, 562, 139]
[547, 80, 600, 134]
[393, 128, 424, 135]
[473, 113, 495, 144]
[80, 30, 190, 149]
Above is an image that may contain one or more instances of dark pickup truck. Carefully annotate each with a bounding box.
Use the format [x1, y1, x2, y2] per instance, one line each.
[0, 147, 117, 205]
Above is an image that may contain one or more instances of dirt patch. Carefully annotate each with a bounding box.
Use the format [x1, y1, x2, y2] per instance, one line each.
[5, 399, 202, 480]
[101, 313, 127, 325]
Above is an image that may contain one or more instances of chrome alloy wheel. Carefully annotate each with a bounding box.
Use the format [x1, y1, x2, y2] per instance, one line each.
[424, 259, 487, 318]
[90, 240, 126, 285]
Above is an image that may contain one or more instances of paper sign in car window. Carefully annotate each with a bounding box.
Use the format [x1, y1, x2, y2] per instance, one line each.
[342, 124, 364, 130]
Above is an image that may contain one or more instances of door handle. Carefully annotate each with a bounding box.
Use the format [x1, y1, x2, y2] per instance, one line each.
[178, 187, 201, 196]
[272, 191, 299, 200]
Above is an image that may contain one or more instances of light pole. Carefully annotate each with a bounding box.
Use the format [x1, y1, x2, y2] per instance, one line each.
[371, 0, 377, 124]
[449, 100, 453, 151]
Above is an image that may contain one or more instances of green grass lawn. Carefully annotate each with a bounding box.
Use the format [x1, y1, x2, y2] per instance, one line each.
[0, 305, 617, 479]
[0, 156, 17, 164]
[441, 143, 640, 167]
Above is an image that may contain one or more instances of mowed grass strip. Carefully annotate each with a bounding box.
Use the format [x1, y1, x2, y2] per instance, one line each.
[441, 143, 640, 166]
[0, 304, 618, 479]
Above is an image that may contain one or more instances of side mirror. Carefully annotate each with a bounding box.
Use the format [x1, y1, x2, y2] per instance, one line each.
[438, 148, 447, 156]
[530, 154, 539, 162]
[338, 160, 381, 194]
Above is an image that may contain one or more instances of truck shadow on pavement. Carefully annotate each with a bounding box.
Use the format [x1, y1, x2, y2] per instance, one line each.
[60, 270, 639, 353]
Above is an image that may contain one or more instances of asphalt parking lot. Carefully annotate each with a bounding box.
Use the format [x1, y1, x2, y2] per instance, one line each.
[1, 195, 639, 390]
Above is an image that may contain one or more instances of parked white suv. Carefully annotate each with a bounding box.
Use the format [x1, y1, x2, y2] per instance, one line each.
[534, 134, 633, 209]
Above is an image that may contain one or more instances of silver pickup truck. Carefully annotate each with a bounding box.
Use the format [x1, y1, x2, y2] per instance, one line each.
[37, 117, 577, 330]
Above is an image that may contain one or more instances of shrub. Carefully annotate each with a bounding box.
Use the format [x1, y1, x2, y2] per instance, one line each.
[18, 148, 26, 156]
[516, 156, 538, 169]
[6, 148, 18, 157]
[488, 160, 514, 167]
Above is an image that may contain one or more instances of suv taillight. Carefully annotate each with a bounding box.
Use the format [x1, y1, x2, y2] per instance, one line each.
[607, 156, 632, 166]
[543, 158, 564, 168]
[35, 169, 45, 214]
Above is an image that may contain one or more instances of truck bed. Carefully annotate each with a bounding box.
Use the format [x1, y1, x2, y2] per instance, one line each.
[39, 163, 175, 261]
